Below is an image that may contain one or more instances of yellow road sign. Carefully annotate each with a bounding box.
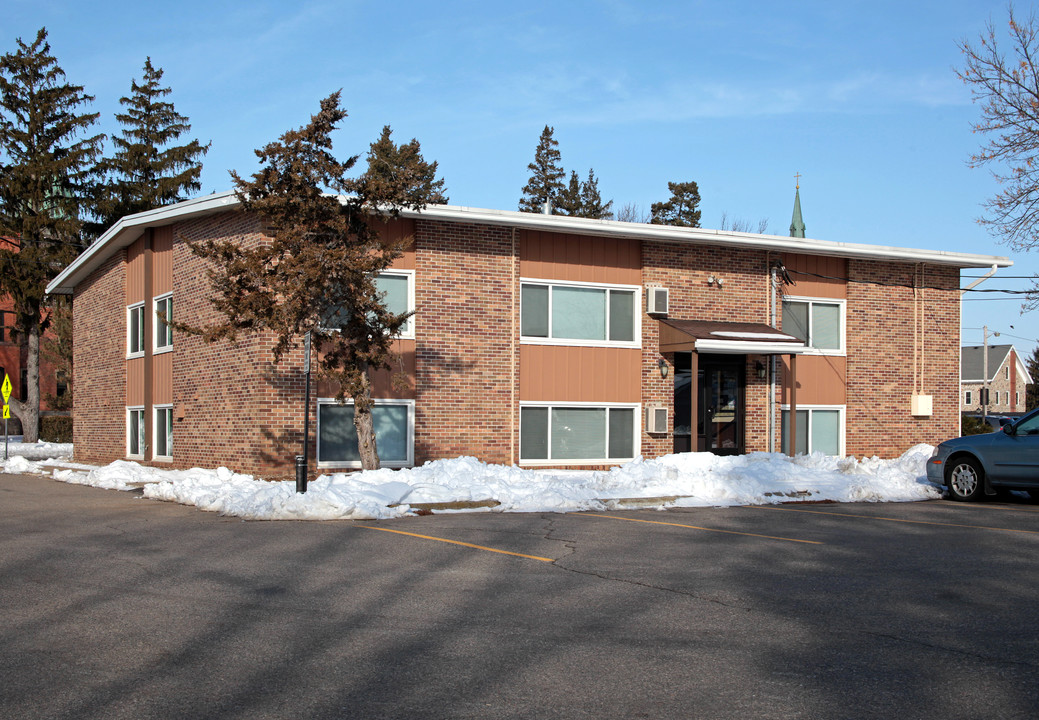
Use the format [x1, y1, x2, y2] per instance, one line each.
[2, 405, 9, 419]
[1, 374, 10, 403]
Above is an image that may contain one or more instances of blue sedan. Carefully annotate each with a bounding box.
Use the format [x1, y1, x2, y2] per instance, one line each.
[927, 407, 1039, 501]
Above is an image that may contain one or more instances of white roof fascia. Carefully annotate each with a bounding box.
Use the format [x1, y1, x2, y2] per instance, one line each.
[403, 204, 1012, 269]
[47, 193, 1011, 295]
[1015, 352, 1034, 385]
[694, 339, 808, 355]
[46, 190, 240, 295]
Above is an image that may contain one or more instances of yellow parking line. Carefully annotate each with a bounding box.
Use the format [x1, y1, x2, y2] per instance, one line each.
[358, 525, 555, 562]
[747, 505, 1039, 535]
[579, 512, 823, 545]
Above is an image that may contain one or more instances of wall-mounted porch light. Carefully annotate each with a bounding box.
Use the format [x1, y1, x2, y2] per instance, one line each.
[658, 358, 669, 378]
[756, 361, 767, 379]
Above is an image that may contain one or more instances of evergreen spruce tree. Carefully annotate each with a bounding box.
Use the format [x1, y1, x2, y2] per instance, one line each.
[356, 125, 448, 205]
[555, 170, 583, 216]
[650, 180, 702, 227]
[0, 28, 102, 442]
[579, 169, 613, 219]
[519, 125, 565, 213]
[94, 58, 208, 231]
[184, 93, 438, 470]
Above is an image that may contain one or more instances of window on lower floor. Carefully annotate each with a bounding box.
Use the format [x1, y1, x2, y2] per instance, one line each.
[317, 399, 413, 467]
[127, 407, 145, 457]
[154, 405, 173, 459]
[781, 406, 844, 456]
[965, 390, 972, 406]
[520, 404, 638, 463]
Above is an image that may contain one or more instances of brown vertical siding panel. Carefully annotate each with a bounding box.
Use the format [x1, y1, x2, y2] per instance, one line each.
[126, 239, 146, 304]
[384, 219, 416, 269]
[153, 351, 173, 405]
[519, 230, 641, 284]
[781, 253, 847, 299]
[519, 346, 640, 402]
[152, 226, 174, 296]
[126, 358, 145, 406]
[780, 355, 846, 405]
[315, 340, 416, 399]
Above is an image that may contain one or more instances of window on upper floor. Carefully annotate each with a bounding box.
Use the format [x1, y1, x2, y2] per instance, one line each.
[127, 303, 145, 357]
[781, 297, 845, 354]
[520, 280, 639, 347]
[154, 294, 173, 352]
[321, 270, 415, 339]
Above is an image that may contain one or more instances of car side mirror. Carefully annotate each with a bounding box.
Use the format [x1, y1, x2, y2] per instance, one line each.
[1002, 424, 1014, 435]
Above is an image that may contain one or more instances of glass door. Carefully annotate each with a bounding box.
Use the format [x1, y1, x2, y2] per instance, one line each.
[698, 357, 745, 455]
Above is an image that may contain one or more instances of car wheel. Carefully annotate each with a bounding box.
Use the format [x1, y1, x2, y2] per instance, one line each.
[1028, 490, 1039, 501]
[946, 457, 984, 501]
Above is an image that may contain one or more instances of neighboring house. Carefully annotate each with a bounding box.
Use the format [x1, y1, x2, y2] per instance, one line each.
[961, 344, 1032, 415]
[46, 190, 1009, 478]
[0, 239, 69, 433]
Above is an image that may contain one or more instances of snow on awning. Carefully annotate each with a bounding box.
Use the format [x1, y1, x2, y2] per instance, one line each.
[658, 319, 807, 355]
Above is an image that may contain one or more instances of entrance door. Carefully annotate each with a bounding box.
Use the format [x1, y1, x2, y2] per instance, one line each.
[698, 357, 745, 455]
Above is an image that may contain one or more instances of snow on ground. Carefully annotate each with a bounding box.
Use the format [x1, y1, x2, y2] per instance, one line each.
[2, 442, 943, 521]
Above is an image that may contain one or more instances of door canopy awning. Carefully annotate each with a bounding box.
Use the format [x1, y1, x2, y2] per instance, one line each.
[659, 319, 807, 355]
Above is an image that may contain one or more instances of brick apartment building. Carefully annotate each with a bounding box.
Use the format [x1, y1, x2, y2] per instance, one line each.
[960, 344, 1033, 415]
[46, 191, 1009, 478]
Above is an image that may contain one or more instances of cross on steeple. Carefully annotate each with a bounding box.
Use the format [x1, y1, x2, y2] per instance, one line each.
[794, 172, 801, 190]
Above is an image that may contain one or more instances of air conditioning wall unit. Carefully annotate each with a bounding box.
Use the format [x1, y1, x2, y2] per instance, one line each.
[645, 404, 669, 435]
[646, 286, 669, 316]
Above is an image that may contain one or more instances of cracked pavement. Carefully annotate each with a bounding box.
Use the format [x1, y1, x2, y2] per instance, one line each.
[2, 472, 1038, 719]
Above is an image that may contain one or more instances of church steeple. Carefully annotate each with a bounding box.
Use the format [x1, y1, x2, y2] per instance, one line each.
[789, 173, 806, 238]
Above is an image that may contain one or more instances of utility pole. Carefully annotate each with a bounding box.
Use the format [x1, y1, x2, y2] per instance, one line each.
[982, 326, 989, 423]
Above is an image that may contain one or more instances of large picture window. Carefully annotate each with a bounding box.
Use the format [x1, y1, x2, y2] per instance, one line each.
[521, 280, 638, 347]
[127, 303, 145, 357]
[781, 297, 845, 354]
[154, 294, 173, 352]
[780, 405, 844, 457]
[520, 403, 638, 464]
[317, 399, 414, 467]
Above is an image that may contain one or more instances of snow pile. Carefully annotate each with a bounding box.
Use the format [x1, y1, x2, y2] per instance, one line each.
[11, 444, 941, 521]
[0, 441, 72, 462]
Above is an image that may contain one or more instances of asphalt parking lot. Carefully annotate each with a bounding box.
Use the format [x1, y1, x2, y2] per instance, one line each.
[2, 472, 1038, 719]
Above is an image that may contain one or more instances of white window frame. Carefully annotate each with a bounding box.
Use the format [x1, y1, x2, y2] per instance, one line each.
[965, 390, 972, 406]
[315, 398, 415, 469]
[319, 269, 415, 339]
[153, 404, 173, 460]
[519, 401, 641, 466]
[520, 278, 642, 349]
[127, 303, 145, 358]
[154, 293, 173, 353]
[126, 406, 146, 459]
[781, 296, 846, 356]
[1016, 391, 1020, 407]
[780, 404, 846, 457]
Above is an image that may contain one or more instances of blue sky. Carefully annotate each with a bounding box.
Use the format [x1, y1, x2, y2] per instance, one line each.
[7, 0, 1037, 358]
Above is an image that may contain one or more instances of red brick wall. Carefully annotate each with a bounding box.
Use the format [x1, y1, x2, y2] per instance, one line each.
[73, 251, 126, 462]
[641, 243, 775, 457]
[845, 260, 960, 456]
[413, 220, 517, 464]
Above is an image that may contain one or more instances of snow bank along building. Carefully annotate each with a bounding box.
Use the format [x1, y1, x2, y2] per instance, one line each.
[47, 190, 1009, 478]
